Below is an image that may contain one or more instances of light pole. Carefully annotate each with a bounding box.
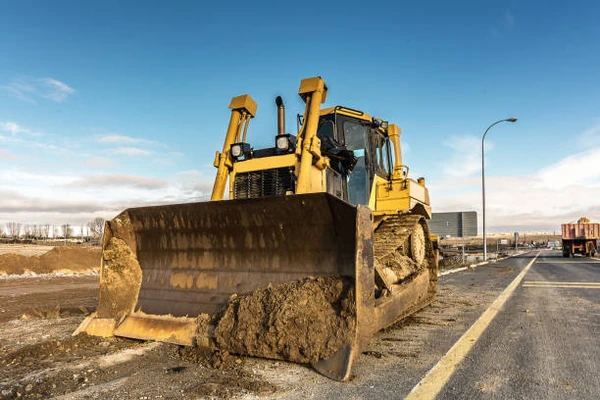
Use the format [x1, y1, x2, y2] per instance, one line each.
[482, 117, 517, 261]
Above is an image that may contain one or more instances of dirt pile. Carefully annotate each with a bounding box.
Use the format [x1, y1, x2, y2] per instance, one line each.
[214, 276, 356, 364]
[0, 246, 101, 276]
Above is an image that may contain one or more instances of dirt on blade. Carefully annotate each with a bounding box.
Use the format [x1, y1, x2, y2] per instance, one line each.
[214, 276, 356, 364]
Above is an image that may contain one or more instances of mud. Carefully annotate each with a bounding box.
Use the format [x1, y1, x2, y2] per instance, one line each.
[0, 273, 277, 400]
[376, 252, 421, 282]
[178, 345, 242, 369]
[214, 276, 356, 364]
[0, 246, 101, 276]
[96, 237, 142, 322]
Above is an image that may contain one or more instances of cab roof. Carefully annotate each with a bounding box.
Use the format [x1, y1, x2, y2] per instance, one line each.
[320, 106, 373, 122]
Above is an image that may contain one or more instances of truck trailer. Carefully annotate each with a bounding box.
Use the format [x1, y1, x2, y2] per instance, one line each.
[561, 217, 599, 257]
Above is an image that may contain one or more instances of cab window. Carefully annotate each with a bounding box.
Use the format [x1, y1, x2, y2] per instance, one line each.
[373, 131, 391, 177]
[343, 121, 369, 206]
[317, 120, 335, 142]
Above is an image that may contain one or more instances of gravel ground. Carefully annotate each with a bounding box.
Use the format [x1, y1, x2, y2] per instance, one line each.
[0, 246, 530, 399]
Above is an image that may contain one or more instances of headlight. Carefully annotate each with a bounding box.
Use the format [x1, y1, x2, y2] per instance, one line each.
[230, 142, 252, 160]
[275, 134, 296, 152]
[276, 136, 290, 151]
[231, 144, 243, 157]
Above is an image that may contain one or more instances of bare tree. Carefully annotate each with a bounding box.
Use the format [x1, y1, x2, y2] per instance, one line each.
[23, 224, 33, 240]
[62, 224, 72, 240]
[40, 224, 50, 241]
[88, 217, 105, 240]
[6, 222, 21, 239]
[32, 225, 41, 239]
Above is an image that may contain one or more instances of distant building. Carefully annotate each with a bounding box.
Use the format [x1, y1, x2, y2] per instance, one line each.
[429, 211, 478, 238]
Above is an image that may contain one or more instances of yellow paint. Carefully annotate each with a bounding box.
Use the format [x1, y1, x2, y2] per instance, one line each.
[231, 153, 296, 173]
[320, 106, 373, 122]
[522, 283, 600, 289]
[296, 77, 327, 194]
[169, 272, 194, 289]
[373, 178, 431, 218]
[73, 314, 116, 338]
[535, 261, 600, 264]
[406, 252, 540, 400]
[113, 313, 198, 346]
[196, 272, 218, 290]
[523, 281, 600, 285]
[522, 281, 600, 290]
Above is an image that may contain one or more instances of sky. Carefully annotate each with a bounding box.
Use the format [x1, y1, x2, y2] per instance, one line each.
[1, 0, 599, 234]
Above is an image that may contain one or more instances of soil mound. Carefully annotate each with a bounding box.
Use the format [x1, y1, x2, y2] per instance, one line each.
[0, 246, 101, 275]
[214, 276, 356, 364]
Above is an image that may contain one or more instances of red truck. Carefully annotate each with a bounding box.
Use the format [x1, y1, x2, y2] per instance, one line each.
[561, 217, 599, 257]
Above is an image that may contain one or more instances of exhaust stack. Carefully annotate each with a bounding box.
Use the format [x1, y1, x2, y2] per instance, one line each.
[276, 96, 285, 135]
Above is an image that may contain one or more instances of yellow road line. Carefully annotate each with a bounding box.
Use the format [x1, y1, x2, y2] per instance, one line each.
[406, 252, 540, 400]
[535, 261, 600, 264]
[522, 284, 600, 289]
[523, 281, 600, 285]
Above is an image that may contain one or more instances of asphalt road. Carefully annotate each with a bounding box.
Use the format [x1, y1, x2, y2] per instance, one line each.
[433, 251, 600, 399]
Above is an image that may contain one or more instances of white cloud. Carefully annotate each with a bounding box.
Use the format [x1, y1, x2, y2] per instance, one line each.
[536, 147, 600, 189]
[441, 136, 485, 178]
[177, 169, 203, 176]
[0, 121, 37, 136]
[431, 133, 600, 232]
[577, 122, 600, 148]
[431, 174, 600, 232]
[41, 78, 75, 102]
[0, 82, 36, 102]
[85, 156, 117, 169]
[111, 147, 153, 156]
[1, 77, 75, 103]
[0, 166, 215, 225]
[0, 168, 79, 187]
[0, 149, 18, 161]
[1, 121, 24, 135]
[95, 134, 155, 145]
[62, 174, 167, 190]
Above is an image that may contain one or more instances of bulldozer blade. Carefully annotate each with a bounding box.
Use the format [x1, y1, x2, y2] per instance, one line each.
[77, 193, 376, 380]
[73, 313, 115, 338]
[112, 312, 199, 346]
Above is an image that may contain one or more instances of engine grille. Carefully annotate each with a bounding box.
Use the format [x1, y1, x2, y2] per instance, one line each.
[233, 167, 295, 199]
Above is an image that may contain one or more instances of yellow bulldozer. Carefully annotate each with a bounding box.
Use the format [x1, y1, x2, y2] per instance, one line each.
[75, 76, 438, 381]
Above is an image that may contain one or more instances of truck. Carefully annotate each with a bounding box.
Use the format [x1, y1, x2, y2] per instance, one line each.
[561, 217, 599, 257]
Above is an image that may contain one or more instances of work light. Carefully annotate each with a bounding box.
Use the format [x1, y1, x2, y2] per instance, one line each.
[275, 134, 297, 152]
[230, 142, 252, 160]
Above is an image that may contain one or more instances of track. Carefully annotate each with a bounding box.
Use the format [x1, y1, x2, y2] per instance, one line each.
[373, 213, 437, 293]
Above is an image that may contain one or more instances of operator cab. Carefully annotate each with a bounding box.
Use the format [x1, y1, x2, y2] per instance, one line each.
[317, 107, 394, 206]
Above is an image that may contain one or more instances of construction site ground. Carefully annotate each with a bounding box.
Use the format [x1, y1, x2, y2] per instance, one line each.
[1, 245, 544, 399]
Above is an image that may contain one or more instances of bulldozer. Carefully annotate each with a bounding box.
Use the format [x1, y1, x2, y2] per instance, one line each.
[75, 76, 437, 381]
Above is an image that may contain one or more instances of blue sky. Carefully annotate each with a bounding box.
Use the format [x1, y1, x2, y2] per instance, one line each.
[1, 0, 599, 232]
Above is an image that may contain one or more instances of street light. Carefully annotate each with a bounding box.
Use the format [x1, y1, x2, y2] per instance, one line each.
[482, 117, 517, 261]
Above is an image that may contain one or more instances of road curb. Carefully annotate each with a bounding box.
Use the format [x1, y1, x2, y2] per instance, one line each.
[438, 250, 529, 277]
